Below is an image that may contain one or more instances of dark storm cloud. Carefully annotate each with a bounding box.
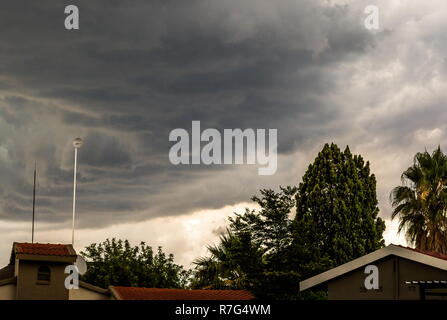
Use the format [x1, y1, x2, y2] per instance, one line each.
[0, 0, 401, 228]
[79, 132, 132, 167]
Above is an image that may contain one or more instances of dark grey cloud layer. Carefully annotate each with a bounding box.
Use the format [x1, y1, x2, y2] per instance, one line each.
[0, 0, 444, 231]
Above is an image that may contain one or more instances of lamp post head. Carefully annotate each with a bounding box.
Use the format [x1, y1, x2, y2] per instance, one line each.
[73, 138, 83, 149]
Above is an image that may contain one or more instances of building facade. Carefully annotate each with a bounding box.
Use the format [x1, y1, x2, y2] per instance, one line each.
[0, 242, 254, 300]
[0, 242, 108, 300]
[300, 244, 447, 300]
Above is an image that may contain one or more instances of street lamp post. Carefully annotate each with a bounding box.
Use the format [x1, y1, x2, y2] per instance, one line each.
[72, 138, 83, 245]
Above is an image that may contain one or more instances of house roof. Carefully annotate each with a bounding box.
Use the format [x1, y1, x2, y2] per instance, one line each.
[0, 265, 14, 281]
[0, 265, 15, 286]
[13, 243, 76, 257]
[300, 244, 447, 292]
[110, 287, 255, 300]
[79, 281, 109, 295]
[399, 245, 447, 261]
[10, 242, 77, 264]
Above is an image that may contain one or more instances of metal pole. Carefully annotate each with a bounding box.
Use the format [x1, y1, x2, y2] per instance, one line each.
[72, 147, 78, 245]
[32, 163, 36, 243]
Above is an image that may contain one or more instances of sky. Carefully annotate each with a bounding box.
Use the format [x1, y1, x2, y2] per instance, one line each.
[1, 0, 446, 268]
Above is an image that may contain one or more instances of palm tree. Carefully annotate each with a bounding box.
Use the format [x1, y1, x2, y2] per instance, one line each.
[390, 147, 447, 253]
[191, 231, 245, 289]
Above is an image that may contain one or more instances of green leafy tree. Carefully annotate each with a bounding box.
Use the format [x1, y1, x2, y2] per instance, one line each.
[192, 231, 248, 290]
[390, 146, 447, 253]
[80, 238, 191, 289]
[193, 143, 384, 299]
[193, 187, 329, 299]
[295, 143, 385, 267]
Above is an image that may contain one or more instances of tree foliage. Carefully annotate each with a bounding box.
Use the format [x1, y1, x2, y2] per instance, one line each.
[390, 146, 447, 253]
[193, 143, 385, 298]
[192, 187, 329, 299]
[80, 238, 191, 289]
[79, 143, 387, 298]
[192, 231, 248, 290]
[295, 143, 385, 267]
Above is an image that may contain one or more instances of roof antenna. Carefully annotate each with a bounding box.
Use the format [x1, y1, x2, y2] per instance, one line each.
[32, 162, 37, 243]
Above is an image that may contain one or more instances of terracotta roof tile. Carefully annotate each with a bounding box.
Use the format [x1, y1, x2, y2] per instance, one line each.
[14, 243, 76, 257]
[112, 287, 255, 300]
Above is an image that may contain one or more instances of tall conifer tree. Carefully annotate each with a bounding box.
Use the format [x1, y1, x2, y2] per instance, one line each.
[295, 143, 385, 267]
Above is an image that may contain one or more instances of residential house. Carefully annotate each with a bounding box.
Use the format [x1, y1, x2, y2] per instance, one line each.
[300, 244, 447, 300]
[0, 242, 254, 300]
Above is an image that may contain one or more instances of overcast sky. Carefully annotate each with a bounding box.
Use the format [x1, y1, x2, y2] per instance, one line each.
[1, 0, 446, 267]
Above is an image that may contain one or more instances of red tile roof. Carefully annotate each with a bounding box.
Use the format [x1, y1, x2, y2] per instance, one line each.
[13, 243, 76, 257]
[111, 287, 255, 300]
[399, 245, 447, 261]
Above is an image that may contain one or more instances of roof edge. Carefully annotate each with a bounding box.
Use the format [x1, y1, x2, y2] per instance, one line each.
[109, 286, 122, 300]
[299, 244, 447, 292]
[0, 277, 16, 287]
[79, 281, 109, 295]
